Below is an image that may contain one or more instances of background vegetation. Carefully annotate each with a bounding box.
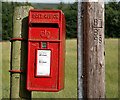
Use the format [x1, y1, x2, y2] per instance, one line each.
[2, 1, 120, 40]
[2, 2, 32, 40]
[105, 2, 120, 38]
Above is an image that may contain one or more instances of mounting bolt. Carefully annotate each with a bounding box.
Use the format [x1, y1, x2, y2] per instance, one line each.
[81, 75, 83, 78]
[16, 17, 21, 20]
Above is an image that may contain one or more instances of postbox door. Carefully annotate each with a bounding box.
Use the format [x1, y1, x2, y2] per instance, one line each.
[27, 41, 59, 91]
[27, 10, 65, 91]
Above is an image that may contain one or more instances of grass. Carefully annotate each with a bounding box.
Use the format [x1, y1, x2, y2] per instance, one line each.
[32, 39, 77, 98]
[1, 39, 118, 98]
[105, 39, 118, 98]
[2, 41, 11, 98]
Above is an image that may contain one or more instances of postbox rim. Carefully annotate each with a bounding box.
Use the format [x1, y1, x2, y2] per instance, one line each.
[29, 9, 63, 14]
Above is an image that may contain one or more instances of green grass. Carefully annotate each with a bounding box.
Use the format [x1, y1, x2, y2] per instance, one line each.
[32, 39, 77, 98]
[105, 39, 118, 98]
[2, 41, 11, 98]
[2, 39, 118, 98]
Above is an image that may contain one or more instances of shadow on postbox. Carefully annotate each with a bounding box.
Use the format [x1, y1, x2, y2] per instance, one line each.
[27, 9, 65, 91]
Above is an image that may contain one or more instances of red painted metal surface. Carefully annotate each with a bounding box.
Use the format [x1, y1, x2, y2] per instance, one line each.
[29, 10, 60, 24]
[27, 9, 65, 91]
[9, 70, 23, 73]
[10, 38, 26, 42]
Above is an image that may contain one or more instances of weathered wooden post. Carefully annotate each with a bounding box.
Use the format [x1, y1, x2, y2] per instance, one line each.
[82, 1, 105, 98]
[10, 6, 33, 99]
[77, 0, 83, 99]
[0, 1, 2, 99]
[118, 39, 120, 98]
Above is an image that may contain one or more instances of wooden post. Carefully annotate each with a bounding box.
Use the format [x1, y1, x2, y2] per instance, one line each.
[82, 1, 105, 98]
[77, 1, 83, 99]
[0, 43, 1, 99]
[10, 6, 33, 99]
[118, 39, 120, 98]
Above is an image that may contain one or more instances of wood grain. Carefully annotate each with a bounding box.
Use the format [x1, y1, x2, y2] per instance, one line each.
[10, 6, 33, 99]
[82, 2, 105, 98]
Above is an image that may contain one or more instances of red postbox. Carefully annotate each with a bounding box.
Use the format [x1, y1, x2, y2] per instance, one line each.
[27, 9, 65, 91]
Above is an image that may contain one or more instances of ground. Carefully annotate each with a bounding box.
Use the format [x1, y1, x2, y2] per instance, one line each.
[1, 39, 118, 98]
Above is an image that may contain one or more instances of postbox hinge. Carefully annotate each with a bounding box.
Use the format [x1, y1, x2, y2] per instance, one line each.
[9, 70, 23, 73]
[10, 38, 27, 42]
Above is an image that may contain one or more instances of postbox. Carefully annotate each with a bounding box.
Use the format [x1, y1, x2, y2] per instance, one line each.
[27, 9, 65, 91]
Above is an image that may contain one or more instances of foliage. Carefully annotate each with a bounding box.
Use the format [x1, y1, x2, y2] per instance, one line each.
[57, 2, 64, 10]
[2, 2, 120, 40]
[105, 2, 120, 38]
[57, 2, 120, 38]
[2, 2, 33, 40]
[24, 2, 32, 6]
[57, 2, 77, 38]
